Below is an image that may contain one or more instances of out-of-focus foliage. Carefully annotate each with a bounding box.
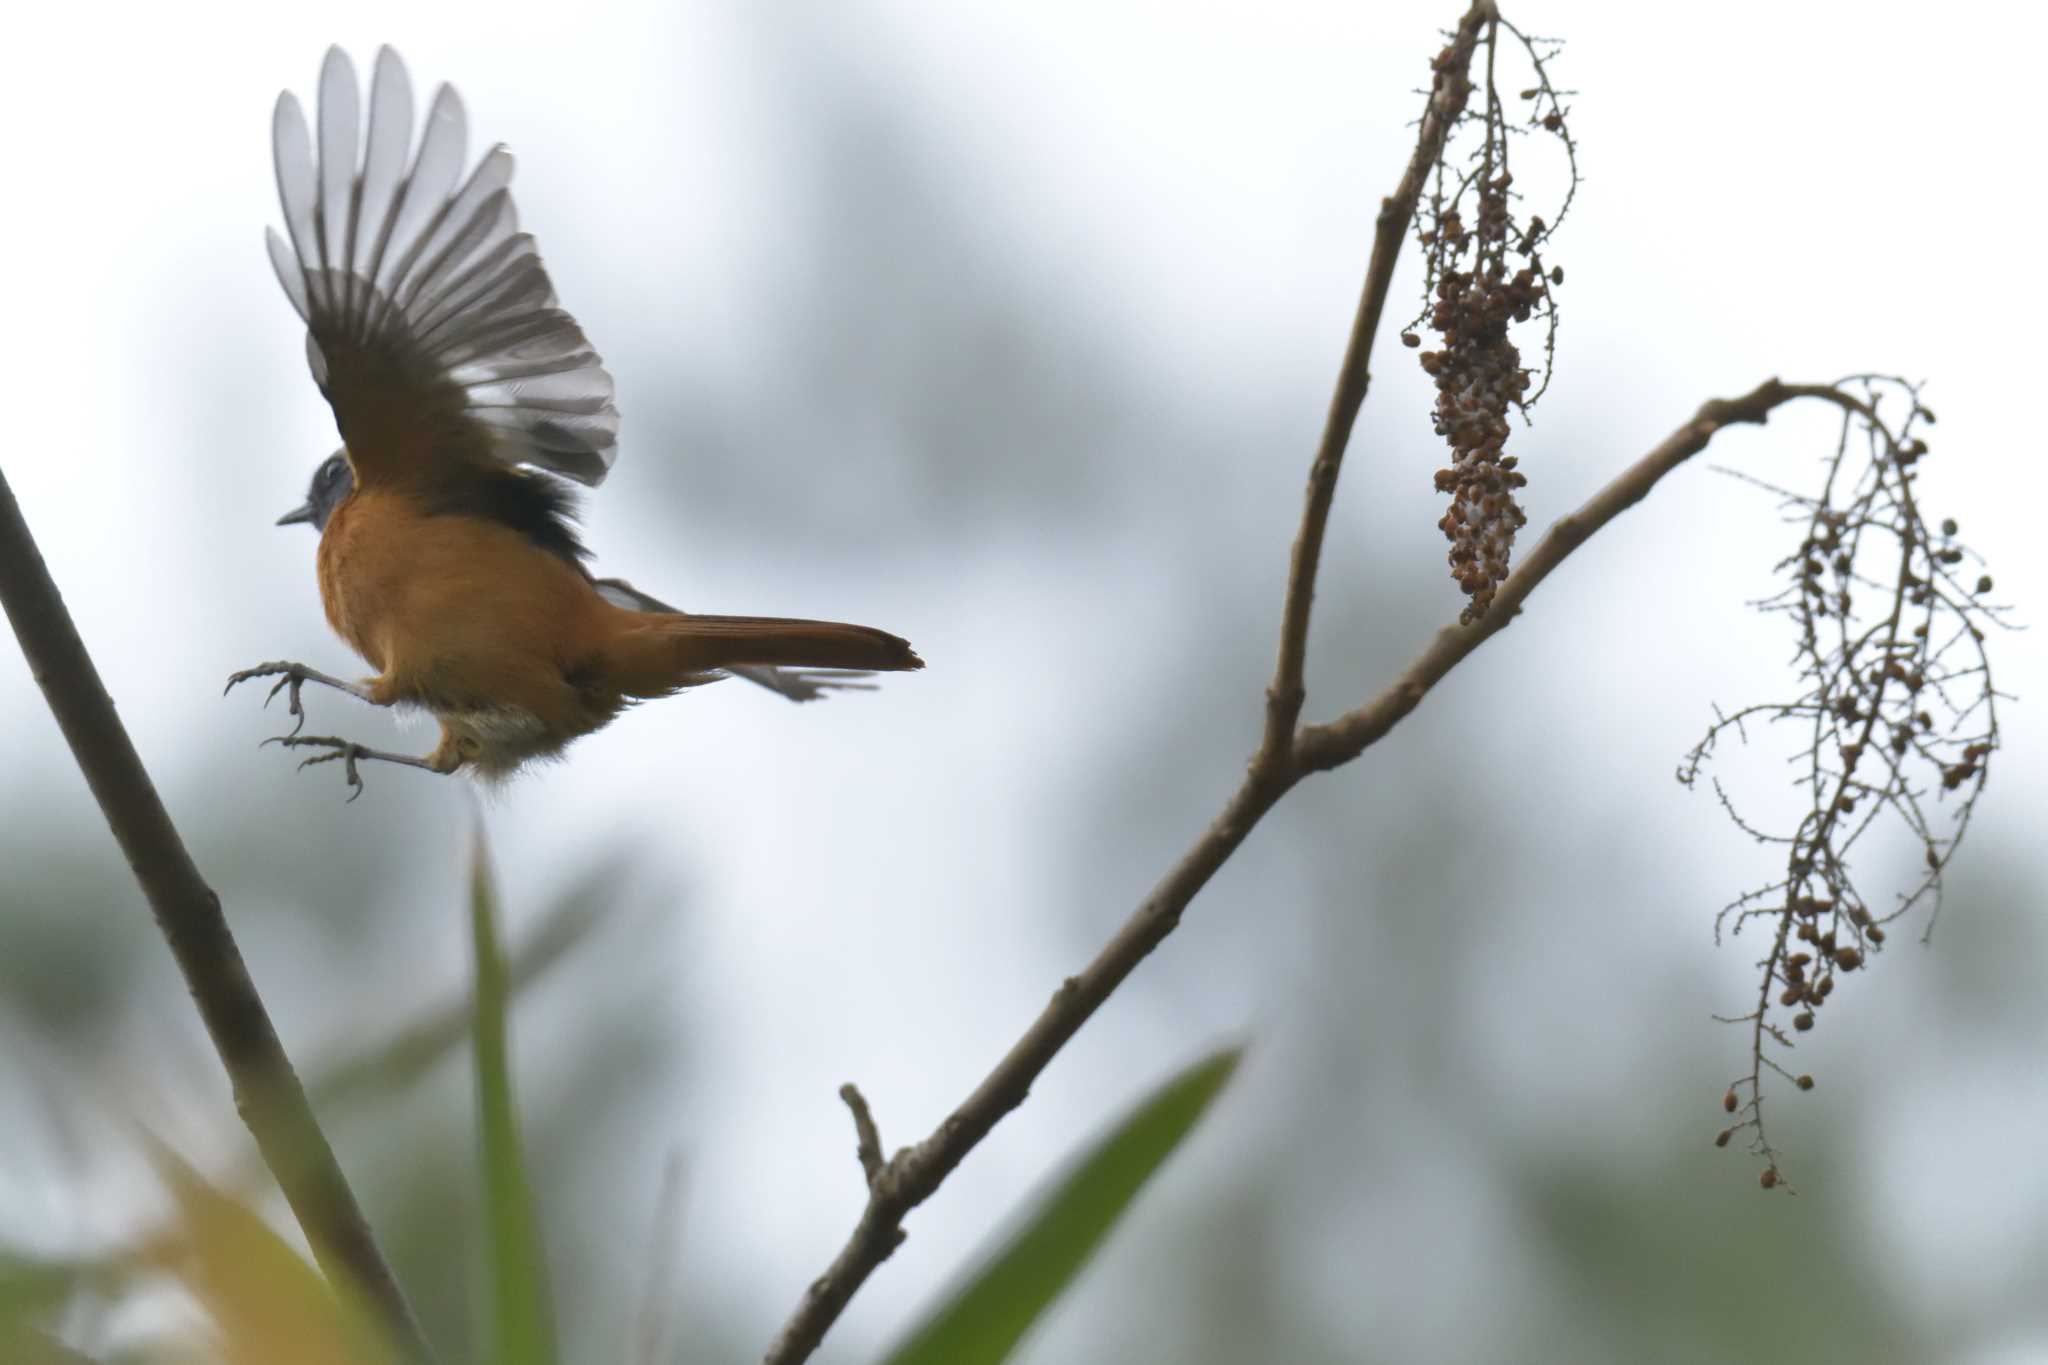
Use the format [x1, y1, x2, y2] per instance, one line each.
[883, 1048, 1239, 1365]
[144, 1155, 398, 1365]
[468, 828, 561, 1365]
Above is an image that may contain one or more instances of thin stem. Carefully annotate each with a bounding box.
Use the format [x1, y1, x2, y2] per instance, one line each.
[0, 466, 432, 1363]
[1262, 0, 1498, 768]
[762, 376, 1816, 1364]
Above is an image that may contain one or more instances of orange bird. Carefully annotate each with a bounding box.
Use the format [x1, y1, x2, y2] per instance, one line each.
[228, 48, 921, 794]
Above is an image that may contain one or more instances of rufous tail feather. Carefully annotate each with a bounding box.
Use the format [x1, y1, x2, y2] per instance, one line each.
[605, 614, 922, 698]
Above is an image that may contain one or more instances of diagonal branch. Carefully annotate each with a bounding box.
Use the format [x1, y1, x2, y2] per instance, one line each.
[1294, 379, 1803, 771]
[762, 375, 1819, 1364]
[1262, 0, 1497, 766]
[0, 467, 433, 1364]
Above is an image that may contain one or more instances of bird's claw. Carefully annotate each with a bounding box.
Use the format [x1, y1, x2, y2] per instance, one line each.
[263, 734, 370, 802]
[226, 662, 314, 737]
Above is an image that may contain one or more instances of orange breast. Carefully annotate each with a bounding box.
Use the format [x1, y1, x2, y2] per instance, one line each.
[315, 487, 630, 758]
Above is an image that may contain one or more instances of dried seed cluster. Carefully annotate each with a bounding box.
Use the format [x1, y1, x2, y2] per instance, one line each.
[1408, 24, 1575, 624]
[1681, 379, 2008, 1188]
[1416, 203, 1543, 620]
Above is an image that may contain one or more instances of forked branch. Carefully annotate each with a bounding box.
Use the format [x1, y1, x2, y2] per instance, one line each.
[759, 3, 1884, 1356]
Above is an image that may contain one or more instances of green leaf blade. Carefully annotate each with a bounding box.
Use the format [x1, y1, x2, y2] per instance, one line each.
[883, 1046, 1243, 1365]
[469, 824, 560, 1365]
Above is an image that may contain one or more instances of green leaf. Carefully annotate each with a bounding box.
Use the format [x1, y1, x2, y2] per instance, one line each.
[469, 823, 559, 1365]
[882, 1046, 1242, 1365]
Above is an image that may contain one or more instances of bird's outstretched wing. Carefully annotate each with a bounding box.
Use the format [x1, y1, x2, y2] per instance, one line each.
[593, 578, 880, 703]
[268, 46, 619, 487]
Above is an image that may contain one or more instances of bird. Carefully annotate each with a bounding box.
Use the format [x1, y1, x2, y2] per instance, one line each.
[228, 47, 921, 795]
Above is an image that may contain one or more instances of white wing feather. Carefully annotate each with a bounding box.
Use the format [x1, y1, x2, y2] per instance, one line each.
[270, 46, 620, 485]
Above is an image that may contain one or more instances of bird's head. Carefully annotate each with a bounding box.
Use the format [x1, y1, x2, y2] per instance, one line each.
[277, 450, 355, 531]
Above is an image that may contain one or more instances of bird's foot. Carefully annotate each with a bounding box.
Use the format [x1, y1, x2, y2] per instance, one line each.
[225, 661, 370, 738]
[261, 734, 440, 803]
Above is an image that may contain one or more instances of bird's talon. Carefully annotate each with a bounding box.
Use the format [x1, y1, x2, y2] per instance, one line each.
[265, 675, 289, 706]
[269, 735, 373, 799]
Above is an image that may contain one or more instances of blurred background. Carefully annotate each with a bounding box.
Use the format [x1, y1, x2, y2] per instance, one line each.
[3, 1, 2045, 1360]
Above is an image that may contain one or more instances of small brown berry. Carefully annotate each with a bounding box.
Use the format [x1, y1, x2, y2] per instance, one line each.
[1794, 1011, 1815, 1032]
[1796, 1075, 1815, 1091]
[1760, 1168, 1779, 1190]
[1836, 948, 1863, 970]
[1723, 1088, 1738, 1113]
[1867, 925, 1886, 944]
[1977, 575, 1994, 595]
[1401, 331, 1421, 348]
[1715, 1127, 1734, 1148]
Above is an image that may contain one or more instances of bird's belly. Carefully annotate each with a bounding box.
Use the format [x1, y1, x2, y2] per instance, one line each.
[438, 705, 562, 778]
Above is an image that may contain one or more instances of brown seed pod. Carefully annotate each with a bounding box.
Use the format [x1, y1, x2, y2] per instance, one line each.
[1760, 1168, 1779, 1190]
[1795, 1075, 1815, 1091]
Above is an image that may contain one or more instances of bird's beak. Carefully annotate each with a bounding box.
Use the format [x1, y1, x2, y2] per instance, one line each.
[276, 502, 315, 527]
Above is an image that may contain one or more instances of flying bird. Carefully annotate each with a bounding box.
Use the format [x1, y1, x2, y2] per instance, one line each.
[228, 48, 921, 795]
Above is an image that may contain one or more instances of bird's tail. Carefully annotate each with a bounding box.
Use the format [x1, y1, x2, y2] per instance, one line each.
[603, 613, 922, 698]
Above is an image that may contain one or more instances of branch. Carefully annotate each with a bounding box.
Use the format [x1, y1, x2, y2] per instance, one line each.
[839, 1085, 887, 1187]
[1294, 379, 1801, 772]
[0, 468, 432, 1363]
[1263, 0, 1497, 764]
[763, 374, 1818, 1362]
[765, 8, 1495, 1360]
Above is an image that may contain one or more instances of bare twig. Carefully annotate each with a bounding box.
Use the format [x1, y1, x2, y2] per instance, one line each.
[0, 467, 432, 1363]
[839, 1085, 886, 1188]
[1263, 0, 1497, 765]
[1295, 381, 1803, 771]
[760, 3, 1989, 1354]
[1680, 378, 2006, 1185]
[762, 372, 1826, 1363]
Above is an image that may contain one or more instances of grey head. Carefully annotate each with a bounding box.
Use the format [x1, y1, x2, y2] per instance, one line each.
[277, 451, 355, 531]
